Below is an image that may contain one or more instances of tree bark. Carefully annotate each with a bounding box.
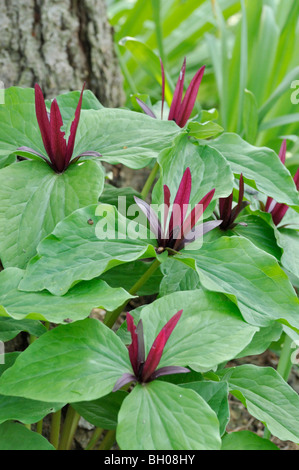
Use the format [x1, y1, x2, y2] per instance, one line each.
[0, 0, 124, 106]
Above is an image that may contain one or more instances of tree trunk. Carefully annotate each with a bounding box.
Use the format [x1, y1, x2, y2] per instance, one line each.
[0, 0, 124, 106]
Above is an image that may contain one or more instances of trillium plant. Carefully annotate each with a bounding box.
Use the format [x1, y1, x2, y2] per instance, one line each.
[0, 51, 299, 453]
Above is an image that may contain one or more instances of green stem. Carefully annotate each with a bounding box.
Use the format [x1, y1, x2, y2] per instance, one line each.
[97, 430, 116, 450]
[36, 418, 43, 435]
[140, 162, 160, 200]
[277, 334, 293, 381]
[50, 409, 61, 449]
[58, 406, 80, 450]
[85, 427, 104, 450]
[104, 259, 161, 329]
[264, 334, 294, 439]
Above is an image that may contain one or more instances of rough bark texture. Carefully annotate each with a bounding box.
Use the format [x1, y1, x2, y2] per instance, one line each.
[0, 0, 124, 106]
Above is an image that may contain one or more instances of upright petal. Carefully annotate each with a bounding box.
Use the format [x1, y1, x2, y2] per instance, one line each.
[168, 57, 186, 123]
[34, 84, 52, 159]
[176, 65, 205, 128]
[279, 139, 287, 164]
[136, 98, 157, 119]
[134, 196, 161, 241]
[65, 84, 85, 165]
[169, 167, 192, 236]
[126, 313, 139, 377]
[142, 310, 183, 382]
[49, 99, 67, 172]
[182, 188, 215, 237]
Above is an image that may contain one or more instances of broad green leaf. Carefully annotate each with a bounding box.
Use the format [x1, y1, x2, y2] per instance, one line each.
[74, 108, 182, 169]
[0, 318, 132, 403]
[135, 290, 258, 371]
[181, 381, 229, 436]
[233, 213, 282, 259]
[0, 159, 104, 268]
[221, 364, 299, 442]
[159, 258, 200, 297]
[0, 317, 47, 342]
[152, 134, 234, 210]
[221, 430, 279, 450]
[117, 381, 221, 450]
[235, 322, 283, 358]
[276, 228, 299, 281]
[208, 133, 299, 208]
[0, 267, 133, 323]
[73, 391, 127, 430]
[0, 353, 63, 425]
[178, 236, 299, 330]
[187, 121, 223, 139]
[19, 204, 157, 295]
[101, 260, 163, 296]
[0, 421, 55, 450]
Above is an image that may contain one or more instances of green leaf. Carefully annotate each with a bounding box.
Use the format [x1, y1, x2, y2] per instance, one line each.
[0, 318, 132, 403]
[0, 353, 63, 425]
[0, 317, 47, 342]
[221, 430, 279, 450]
[0, 159, 104, 268]
[276, 228, 299, 281]
[220, 364, 299, 442]
[74, 108, 182, 169]
[0, 421, 55, 450]
[19, 204, 157, 295]
[152, 134, 234, 208]
[0, 267, 133, 323]
[159, 258, 200, 297]
[208, 133, 299, 208]
[235, 322, 283, 358]
[179, 236, 299, 330]
[187, 121, 223, 139]
[116, 381, 221, 450]
[73, 391, 127, 430]
[181, 381, 229, 436]
[135, 290, 258, 371]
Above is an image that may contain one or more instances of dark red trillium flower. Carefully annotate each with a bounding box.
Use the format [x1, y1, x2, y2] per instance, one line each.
[217, 174, 249, 230]
[113, 310, 189, 391]
[264, 140, 299, 226]
[136, 58, 205, 128]
[18, 83, 101, 173]
[134, 167, 221, 252]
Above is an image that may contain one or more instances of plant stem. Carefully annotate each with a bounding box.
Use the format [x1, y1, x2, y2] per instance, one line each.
[264, 334, 294, 439]
[103, 258, 161, 329]
[58, 406, 80, 450]
[151, 0, 165, 64]
[141, 161, 160, 200]
[36, 418, 43, 435]
[277, 334, 293, 381]
[50, 409, 61, 449]
[96, 429, 116, 450]
[85, 427, 104, 450]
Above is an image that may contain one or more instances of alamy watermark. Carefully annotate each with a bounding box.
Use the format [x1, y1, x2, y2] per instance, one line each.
[0, 341, 4, 365]
[291, 80, 299, 104]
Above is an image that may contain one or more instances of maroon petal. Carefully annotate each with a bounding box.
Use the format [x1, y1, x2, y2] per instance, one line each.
[126, 313, 139, 377]
[136, 98, 157, 119]
[134, 196, 161, 240]
[294, 167, 299, 190]
[34, 84, 52, 159]
[271, 203, 289, 226]
[168, 57, 186, 123]
[147, 366, 190, 382]
[112, 373, 136, 392]
[162, 184, 171, 242]
[142, 310, 183, 383]
[176, 65, 205, 128]
[169, 168, 192, 235]
[49, 99, 67, 172]
[182, 188, 215, 238]
[65, 84, 85, 165]
[160, 58, 165, 120]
